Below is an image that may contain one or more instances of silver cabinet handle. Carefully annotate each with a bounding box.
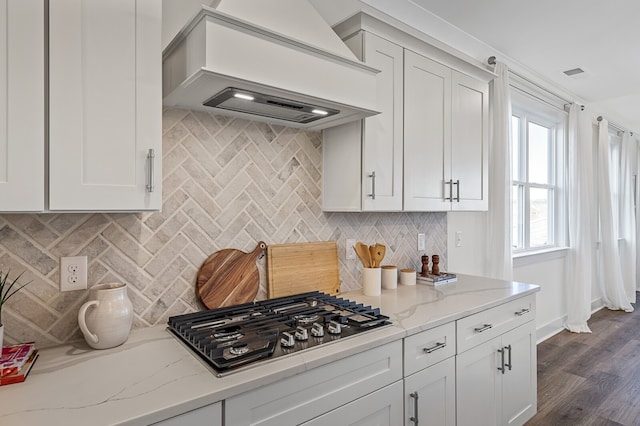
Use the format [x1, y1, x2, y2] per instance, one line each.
[454, 179, 460, 202]
[146, 149, 155, 193]
[368, 171, 376, 200]
[409, 391, 419, 425]
[498, 347, 506, 374]
[515, 308, 530, 316]
[445, 179, 453, 201]
[505, 344, 512, 371]
[474, 324, 493, 333]
[423, 341, 446, 354]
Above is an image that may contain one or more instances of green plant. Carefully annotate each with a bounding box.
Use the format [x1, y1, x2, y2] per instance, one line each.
[0, 271, 31, 326]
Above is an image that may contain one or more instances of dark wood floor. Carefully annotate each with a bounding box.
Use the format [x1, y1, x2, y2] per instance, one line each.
[526, 294, 640, 426]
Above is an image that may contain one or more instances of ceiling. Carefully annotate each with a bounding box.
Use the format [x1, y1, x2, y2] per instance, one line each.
[310, 0, 640, 133]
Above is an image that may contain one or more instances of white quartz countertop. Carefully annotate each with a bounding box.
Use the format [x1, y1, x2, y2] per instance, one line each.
[0, 274, 539, 426]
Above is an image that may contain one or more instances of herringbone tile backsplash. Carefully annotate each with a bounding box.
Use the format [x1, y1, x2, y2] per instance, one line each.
[0, 108, 446, 348]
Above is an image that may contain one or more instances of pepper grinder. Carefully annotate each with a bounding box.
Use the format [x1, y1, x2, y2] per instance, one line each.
[431, 255, 440, 275]
[421, 254, 430, 276]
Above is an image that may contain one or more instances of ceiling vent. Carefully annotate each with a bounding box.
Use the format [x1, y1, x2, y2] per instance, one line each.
[563, 67, 585, 77]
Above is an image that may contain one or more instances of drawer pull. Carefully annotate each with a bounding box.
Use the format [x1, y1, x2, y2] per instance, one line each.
[146, 148, 155, 193]
[409, 392, 419, 425]
[515, 308, 530, 316]
[454, 179, 460, 202]
[505, 344, 512, 370]
[498, 347, 506, 374]
[445, 179, 453, 201]
[368, 171, 376, 199]
[423, 341, 446, 354]
[474, 324, 493, 333]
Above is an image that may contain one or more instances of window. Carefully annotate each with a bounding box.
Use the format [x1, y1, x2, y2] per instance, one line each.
[511, 95, 566, 253]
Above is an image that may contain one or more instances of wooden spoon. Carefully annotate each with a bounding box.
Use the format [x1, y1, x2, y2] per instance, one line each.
[355, 242, 371, 268]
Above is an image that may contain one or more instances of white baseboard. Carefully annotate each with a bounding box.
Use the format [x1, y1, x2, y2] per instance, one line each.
[535, 297, 605, 344]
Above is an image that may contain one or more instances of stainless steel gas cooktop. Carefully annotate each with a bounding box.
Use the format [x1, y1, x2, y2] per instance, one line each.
[168, 291, 390, 376]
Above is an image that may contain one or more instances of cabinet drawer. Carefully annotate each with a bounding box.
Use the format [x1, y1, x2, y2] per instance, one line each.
[404, 322, 455, 376]
[456, 294, 535, 353]
[301, 381, 403, 426]
[225, 341, 402, 426]
[152, 402, 222, 426]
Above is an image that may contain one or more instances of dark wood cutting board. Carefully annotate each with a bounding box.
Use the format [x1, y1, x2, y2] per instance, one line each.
[196, 242, 266, 309]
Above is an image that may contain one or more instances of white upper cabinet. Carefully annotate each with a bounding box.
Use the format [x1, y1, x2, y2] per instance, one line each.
[403, 51, 451, 211]
[404, 51, 488, 211]
[323, 31, 403, 211]
[48, 0, 162, 211]
[451, 71, 489, 211]
[323, 12, 491, 212]
[0, 0, 45, 212]
[361, 32, 404, 211]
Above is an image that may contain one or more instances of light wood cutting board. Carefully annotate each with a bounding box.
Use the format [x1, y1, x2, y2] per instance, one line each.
[267, 241, 340, 298]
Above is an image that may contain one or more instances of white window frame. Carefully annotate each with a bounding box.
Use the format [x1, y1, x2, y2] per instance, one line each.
[511, 92, 567, 255]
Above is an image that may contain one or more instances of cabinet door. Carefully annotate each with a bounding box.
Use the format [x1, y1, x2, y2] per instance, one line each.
[403, 51, 451, 211]
[451, 71, 488, 210]
[225, 341, 402, 426]
[456, 336, 502, 426]
[404, 357, 456, 426]
[0, 0, 45, 211]
[302, 381, 403, 426]
[151, 402, 222, 426]
[502, 322, 537, 426]
[361, 33, 403, 211]
[49, 0, 161, 211]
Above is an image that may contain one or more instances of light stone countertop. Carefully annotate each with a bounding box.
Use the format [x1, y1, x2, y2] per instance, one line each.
[0, 274, 539, 426]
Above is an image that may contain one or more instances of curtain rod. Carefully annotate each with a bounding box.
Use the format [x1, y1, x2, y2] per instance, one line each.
[597, 116, 632, 136]
[487, 56, 583, 112]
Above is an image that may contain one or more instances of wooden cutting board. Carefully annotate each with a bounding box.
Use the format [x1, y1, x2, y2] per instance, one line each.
[267, 241, 340, 298]
[196, 242, 266, 309]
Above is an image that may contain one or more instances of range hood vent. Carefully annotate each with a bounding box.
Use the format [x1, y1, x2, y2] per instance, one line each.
[162, 0, 380, 131]
[204, 88, 339, 124]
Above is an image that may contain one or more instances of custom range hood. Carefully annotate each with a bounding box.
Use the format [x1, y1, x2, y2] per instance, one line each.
[162, 0, 380, 130]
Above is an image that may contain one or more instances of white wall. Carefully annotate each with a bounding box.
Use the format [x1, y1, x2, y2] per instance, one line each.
[447, 211, 576, 340]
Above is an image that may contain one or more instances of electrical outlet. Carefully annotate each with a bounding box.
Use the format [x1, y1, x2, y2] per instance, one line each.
[455, 231, 463, 247]
[346, 239, 357, 260]
[417, 233, 426, 251]
[60, 256, 88, 291]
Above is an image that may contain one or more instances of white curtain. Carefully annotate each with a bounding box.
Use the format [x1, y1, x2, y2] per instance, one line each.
[486, 62, 513, 280]
[619, 131, 637, 303]
[596, 119, 634, 312]
[565, 105, 596, 332]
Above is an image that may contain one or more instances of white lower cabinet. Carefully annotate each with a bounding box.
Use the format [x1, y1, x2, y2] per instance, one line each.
[456, 321, 536, 426]
[151, 402, 222, 426]
[404, 357, 456, 426]
[225, 341, 402, 425]
[302, 381, 403, 426]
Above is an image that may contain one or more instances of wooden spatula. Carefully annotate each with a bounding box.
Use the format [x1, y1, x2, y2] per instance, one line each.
[355, 242, 371, 268]
[370, 243, 386, 267]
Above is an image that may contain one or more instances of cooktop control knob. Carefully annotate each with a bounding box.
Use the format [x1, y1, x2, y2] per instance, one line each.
[328, 320, 341, 335]
[294, 326, 309, 341]
[311, 322, 324, 337]
[280, 331, 295, 348]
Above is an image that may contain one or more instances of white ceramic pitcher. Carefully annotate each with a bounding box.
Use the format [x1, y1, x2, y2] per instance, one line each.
[78, 283, 133, 349]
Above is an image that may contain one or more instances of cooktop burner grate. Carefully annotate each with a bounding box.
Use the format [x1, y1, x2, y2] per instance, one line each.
[168, 291, 390, 376]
